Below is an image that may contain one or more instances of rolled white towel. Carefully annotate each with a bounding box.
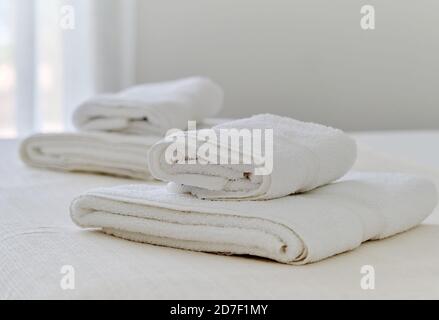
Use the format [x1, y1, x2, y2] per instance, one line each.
[72, 77, 224, 135]
[20, 132, 159, 179]
[70, 172, 438, 264]
[148, 114, 357, 200]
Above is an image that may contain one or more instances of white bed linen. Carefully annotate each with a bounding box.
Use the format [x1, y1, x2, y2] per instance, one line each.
[1, 133, 439, 299]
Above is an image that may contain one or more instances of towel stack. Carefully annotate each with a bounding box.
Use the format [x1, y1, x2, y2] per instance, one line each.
[20, 77, 224, 179]
[20, 77, 438, 264]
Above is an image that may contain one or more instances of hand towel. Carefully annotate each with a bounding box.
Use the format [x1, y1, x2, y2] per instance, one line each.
[148, 114, 357, 200]
[70, 172, 438, 265]
[20, 132, 159, 179]
[72, 77, 224, 135]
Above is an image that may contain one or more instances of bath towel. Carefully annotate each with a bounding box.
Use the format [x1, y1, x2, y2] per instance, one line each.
[72, 77, 224, 135]
[70, 172, 437, 264]
[148, 114, 357, 200]
[20, 132, 158, 179]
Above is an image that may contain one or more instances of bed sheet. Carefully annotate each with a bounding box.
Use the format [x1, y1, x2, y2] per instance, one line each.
[1, 134, 438, 299]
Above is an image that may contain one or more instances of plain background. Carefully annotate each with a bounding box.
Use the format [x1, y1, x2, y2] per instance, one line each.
[134, 0, 439, 130]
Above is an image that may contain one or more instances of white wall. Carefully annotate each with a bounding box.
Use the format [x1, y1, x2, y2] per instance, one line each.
[135, 0, 439, 130]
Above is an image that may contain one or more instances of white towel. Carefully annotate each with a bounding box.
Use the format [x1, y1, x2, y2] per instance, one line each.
[20, 132, 159, 180]
[148, 114, 357, 200]
[72, 77, 224, 135]
[70, 172, 438, 264]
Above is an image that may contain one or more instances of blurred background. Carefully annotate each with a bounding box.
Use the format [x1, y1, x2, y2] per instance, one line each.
[1, 0, 438, 138]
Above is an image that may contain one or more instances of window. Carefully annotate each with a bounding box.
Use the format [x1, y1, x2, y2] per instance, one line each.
[0, 0, 15, 137]
[0, 0, 137, 138]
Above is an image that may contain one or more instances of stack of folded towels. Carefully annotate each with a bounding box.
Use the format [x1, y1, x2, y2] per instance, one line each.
[20, 77, 438, 265]
[20, 77, 224, 179]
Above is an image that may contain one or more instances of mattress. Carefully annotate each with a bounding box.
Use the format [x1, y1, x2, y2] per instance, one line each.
[1, 132, 439, 299]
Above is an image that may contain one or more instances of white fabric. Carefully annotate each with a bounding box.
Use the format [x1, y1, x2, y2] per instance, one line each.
[70, 172, 437, 265]
[2, 134, 439, 299]
[149, 114, 357, 200]
[19, 132, 158, 180]
[72, 77, 224, 135]
[18, 119, 229, 180]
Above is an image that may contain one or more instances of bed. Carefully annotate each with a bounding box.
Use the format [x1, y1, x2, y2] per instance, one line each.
[1, 131, 438, 299]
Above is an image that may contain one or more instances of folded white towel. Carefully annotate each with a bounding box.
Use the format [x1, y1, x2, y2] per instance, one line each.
[70, 172, 438, 264]
[148, 114, 357, 200]
[20, 132, 159, 179]
[72, 77, 224, 135]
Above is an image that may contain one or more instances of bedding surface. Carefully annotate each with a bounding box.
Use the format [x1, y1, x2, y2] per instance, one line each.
[1, 133, 439, 299]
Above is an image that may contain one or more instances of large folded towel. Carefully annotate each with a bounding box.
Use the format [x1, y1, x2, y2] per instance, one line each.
[19, 120, 230, 180]
[148, 114, 357, 200]
[20, 132, 158, 179]
[70, 172, 438, 264]
[72, 77, 224, 135]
